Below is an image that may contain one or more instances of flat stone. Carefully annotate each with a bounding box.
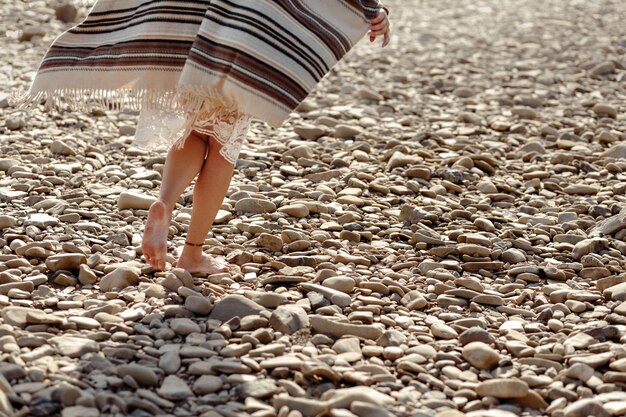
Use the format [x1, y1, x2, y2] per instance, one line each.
[193, 375, 223, 395]
[476, 379, 529, 399]
[269, 305, 309, 335]
[209, 294, 267, 322]
[235, 198, 277, 214]
[157, 375, 193, 401]
[99, 266, 140, 291]
[117, 191, 156, 210]
[170, 318, 201, 335]
[563, 399, 610, 417]
[310, 316, 382, 340]
[117, 364, 159, 387]
[50, 336, 99, 358]
[462, 342, 500, 370]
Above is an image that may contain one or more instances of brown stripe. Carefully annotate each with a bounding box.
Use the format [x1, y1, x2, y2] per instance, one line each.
[44, 40, 193, 59]
[40, 57, 186, 70]
[273, 0, 349, 61]
[189, 37, 307, 108]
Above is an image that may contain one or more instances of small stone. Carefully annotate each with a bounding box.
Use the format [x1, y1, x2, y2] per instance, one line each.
[99, 267, 140, 291]
[256, 233, 283, 252]
[476, 379, 529, 399]
[235, 198, 277, 214]
[117, 364, 159, 387]
[185, 296, 212, 315]
[0, 215, 17, 229]
[45, 253, 87, 272]
[278, 204, 310, 218]
[462, 342, 501, 370]
[78, 264, 98, 285]
[401, 291, 427, 310]
[563, 399, 610, 417]
[24, 213, 59, 228]
[334, 124, 362, 138]
[50, 336, 99, 358]
[322, 276, 356, 293]
[61, 406, 99, 417]
[50, 140, 76, 156]
[55, 3, 78, 22]
[210, 294, 267, 322]
[593, 103, 618, 118]
[117, 191, 157, 210]
[459, 328, 495, 346]
[193, 375, 223, 395]
[310, 316, 382, 340]
[157, 375, 193, 401]
[269, 305, 309, 335]
[430, 322, 458, 339]
[502, 248, 526, 264]
[170, 318, 201, 335]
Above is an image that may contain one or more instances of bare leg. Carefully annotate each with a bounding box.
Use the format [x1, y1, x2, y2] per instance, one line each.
[176, 136, 234, 275]
[142, 132, 208, 270]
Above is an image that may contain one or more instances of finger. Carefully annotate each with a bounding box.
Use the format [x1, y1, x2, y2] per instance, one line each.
[382, 31, 390, 48]
[369, 29, 387, 38]
[370, 15, 385, 24]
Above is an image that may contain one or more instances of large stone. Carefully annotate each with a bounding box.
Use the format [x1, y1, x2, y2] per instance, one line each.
[310, 316, 382, 340]
[99, 267, 140, 291]
[193, 375, 223, 395]
[269, 305, 309, 335]
[170, 318, 201, 335]
[185, 296, 212, 315]
[117, 191, 157, 210]
[572, 238, 609, 260]
[563, 399, 610, 417]
[235, 198, 277, 214]
[209, 294, 267, 322]
[462, 342, 501, 370]
[277, 204, 310, 218]
[117, 364, 159, 387]
[157, 375, 193, 401]
[476, 379, 529, 399]
[24, 213, 59, 228]
[256, 233, 283, 252]
[45, 253, 87, 272]
[50, 336, 99, 358]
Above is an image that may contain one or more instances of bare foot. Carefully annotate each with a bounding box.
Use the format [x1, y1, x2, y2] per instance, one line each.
[177, 252, 230, 275]
[142, 200, 170, 270]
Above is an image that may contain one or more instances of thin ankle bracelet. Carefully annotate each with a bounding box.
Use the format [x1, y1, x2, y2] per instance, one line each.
[184, 241, 204, 247]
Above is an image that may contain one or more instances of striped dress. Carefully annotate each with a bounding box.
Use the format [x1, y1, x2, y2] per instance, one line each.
[20, 0, 383, 164]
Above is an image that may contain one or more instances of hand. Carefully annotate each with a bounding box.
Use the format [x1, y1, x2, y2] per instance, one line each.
[369, 8, 390, 48]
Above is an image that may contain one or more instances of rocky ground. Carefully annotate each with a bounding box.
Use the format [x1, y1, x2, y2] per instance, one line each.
[1, 0, 626, 416]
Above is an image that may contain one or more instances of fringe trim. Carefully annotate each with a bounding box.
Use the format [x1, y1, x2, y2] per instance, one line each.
[10, 87, 213, 115]
[12, 86, 251, 164]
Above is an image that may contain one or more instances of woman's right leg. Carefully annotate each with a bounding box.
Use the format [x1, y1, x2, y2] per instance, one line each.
[142, 131, 208, 270]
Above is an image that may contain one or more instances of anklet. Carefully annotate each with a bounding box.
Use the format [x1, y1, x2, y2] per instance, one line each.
[185, 241, 204, 247]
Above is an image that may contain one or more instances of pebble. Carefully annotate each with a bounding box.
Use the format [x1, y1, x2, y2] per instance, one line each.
[476, 379, 529, 398]
[117, 364, 159, 387]
[2, 3, 625, 416]
[117, 191, 157, 210]
[462, 342, 501, 370]
[157, 375, 193, 401]
[99, 266, 140, 291]
[170, 318, 201, 335]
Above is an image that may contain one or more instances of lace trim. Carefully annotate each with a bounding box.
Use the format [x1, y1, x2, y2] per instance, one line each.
[133, 101, 251, 165]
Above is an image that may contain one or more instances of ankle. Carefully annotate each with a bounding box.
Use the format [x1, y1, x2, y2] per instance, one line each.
[180, 247, 203, 261]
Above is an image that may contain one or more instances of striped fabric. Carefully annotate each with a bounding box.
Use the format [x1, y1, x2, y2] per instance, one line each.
[21, 0, 381, 129]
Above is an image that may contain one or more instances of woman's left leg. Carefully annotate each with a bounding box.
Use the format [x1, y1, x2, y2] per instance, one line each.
[142, 131, 208, 270]
[176, 136, 235, 274]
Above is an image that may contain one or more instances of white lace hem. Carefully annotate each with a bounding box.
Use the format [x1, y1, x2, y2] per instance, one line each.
[133, 101, 251, 165]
